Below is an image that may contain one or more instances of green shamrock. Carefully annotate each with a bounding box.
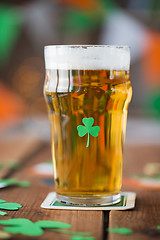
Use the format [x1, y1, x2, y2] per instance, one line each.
[0, 219, 71, 237]
[0, 200, 22, 216]
[107, 226, 133, 235]
[0, 179, 30, 188]
[70, 236, 95, 240]
[77, 117, 100, 147]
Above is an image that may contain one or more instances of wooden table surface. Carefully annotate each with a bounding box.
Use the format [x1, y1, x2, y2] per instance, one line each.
[0, 139, 160, 240]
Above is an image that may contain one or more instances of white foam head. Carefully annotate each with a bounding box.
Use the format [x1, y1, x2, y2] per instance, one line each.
[44, 45, 130, 71]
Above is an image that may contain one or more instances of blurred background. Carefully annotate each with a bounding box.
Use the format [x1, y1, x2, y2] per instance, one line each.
[0, 0, 160, 144]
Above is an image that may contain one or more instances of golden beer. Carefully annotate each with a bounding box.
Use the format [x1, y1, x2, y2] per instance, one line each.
[44, 46, 132, 205]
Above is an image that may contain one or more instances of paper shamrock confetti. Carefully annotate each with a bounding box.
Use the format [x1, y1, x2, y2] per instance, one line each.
[77, 117, 100, 147]
[107, 226, 133, 235]
[70, 236, 95, 240]
[0, 219, 71, 236]
[0, 200, 22, 216]
[0, 179, 30, 188]
[0, 211, 6, 216]
[0, 230, 11, 239]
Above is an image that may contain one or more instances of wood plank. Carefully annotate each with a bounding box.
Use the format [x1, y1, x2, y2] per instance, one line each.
[107, 145, 160, 240]
[0, 143, 104, 240]
[107, 189, 160, 240]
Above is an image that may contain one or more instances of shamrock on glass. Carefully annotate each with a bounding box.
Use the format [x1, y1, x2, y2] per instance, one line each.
[77, 117, 100, 147]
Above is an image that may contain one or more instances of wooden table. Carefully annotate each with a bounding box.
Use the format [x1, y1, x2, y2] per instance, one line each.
[0, 139, 160, 240]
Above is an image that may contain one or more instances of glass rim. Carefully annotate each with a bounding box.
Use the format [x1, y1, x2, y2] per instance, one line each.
[44, 45, 130, 50]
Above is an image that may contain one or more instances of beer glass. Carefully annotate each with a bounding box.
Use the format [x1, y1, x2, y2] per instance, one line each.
[44, 45, 132, 206]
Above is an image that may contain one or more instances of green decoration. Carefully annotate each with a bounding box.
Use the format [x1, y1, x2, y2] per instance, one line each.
[0, 211, 7, 216]
[0, 219, 72, 237]
[70, 236, 95, 240]
[0, 199, 22, 210]
[146, 89, 160, 117]
[0, 199, 22, 216]
[101, 0, 117, 11]
[0, 230, 11, 239]
[157, 226, 160, 230]
[107, 226, 133, 235]
[0, 4, 22, 67]
[77, 117, 100, 147]
[4, 225, 43, 236]
[35, 221, 71, 229]
[134, 173, 160, 180]
[18, 181, 30, 187]
[0, 179, 30, 188]
[155, 174, 160, 179]
[61, 9, 102, 35]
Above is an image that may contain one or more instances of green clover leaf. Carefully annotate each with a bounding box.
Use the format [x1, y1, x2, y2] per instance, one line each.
[107, 226, 133, 235]
[0, 211, 7, 216]
[0, 219, 43, 236]
[70, 236, 95, 240]
[0, 219, 72, 237]
[0, 179, 30, 188]
[0, 203, 21, 210]
[0, 199, 22, 216]
[35, 220, 71, 229]
[77, 117, 100, 147]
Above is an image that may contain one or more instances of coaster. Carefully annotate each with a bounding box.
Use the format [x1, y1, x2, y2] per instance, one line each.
[41, 192, 136, 211]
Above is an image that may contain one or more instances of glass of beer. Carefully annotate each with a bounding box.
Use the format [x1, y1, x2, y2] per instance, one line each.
[44, 45, 132, 206]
